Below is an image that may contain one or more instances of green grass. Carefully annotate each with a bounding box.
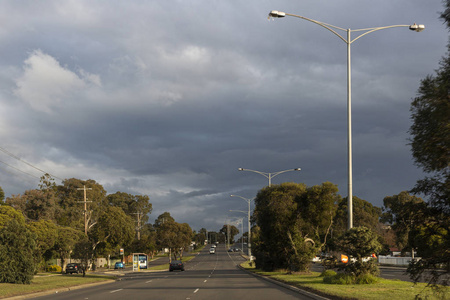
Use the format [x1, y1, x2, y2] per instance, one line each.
[0, 274, 115, 298]
[240, 261, 449, 300]
[148, 255, 196, 271]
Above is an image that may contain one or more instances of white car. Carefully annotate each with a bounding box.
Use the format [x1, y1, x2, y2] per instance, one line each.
[209, 247, 216, 254]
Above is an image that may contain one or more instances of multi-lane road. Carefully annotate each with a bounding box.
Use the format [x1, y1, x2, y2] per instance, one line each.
[32, 245, 319, 300]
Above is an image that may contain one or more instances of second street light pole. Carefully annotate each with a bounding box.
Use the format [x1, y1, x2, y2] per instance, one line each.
[230, 195, 254, 260]
[238, 167, 301, 187]
[268, 10, 424, 230]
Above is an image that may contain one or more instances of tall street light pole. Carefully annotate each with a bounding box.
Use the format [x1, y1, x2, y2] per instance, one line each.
[230, 195, 254, 260]
[238, 167, 301, 187]
[268, 10, 424, 230]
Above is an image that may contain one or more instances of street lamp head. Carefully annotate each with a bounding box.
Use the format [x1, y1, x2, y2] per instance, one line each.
[409, 23, 425, 32]
[268, 10, 286, 19]
[294, 168, 301, 171]
[238, 168, 244, 171]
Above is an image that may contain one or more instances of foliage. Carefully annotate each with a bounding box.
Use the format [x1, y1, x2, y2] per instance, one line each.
[252, 182, 338, 272]
[0, 186, 4, 202]
[154, 212, 193, 262]
[0, 205, 26, 229]
[27, 220, 58, 271]
[381, 191, 426, 254]
[320, 269, 337, 277]
[219, 224, 239, 243]
[106, 192, 152, 239]
[407, 1, 450, 287]
[46, 265, 62, 272]
[0, 219, 36, 284]
[336, 227, 382, 278]
[54, 226, 84, 272]
[333, 196, 381, 238]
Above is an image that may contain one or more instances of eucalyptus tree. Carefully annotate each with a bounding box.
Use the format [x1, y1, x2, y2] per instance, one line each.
[253, 182, 339, 272]
[407, 1, 450, 287]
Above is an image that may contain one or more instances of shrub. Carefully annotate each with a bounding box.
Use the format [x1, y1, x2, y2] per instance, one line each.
[355, 273, 379, 284]
[320, 269, 337, 277]
[46, 265, 62, 273]
[323, 273, 355, 284]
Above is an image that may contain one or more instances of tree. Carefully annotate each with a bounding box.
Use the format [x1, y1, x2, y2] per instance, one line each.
[89, 206, 135, 259]
[336, 226, 382, 278]
[381, 191, 426, 255]
[55, 178, 107, 231]
[252, 182, 338, 272]
[333, 196, 381, 238]
[6, 189, 59, 221]
[0, 186, 4, 202]
[219, 224, 239, 244]
[0, 219, 36, 284]
[407, 1, 450, 286]
[54, 226, 84, 273]
[28, 220, 58, 271]
[0, 205, 25, 228]
[106, 193, 152, 239]
[154, 212, 193, 262]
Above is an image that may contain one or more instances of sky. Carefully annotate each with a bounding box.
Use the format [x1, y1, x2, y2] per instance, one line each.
[0, 0, 447, 234]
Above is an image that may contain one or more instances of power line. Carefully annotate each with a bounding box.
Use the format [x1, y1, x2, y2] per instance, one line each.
[0, 158, 40, 179]
[0, 146, 63, 181]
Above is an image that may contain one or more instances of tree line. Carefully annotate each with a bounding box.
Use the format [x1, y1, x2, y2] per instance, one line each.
[0, 176, 194, 283]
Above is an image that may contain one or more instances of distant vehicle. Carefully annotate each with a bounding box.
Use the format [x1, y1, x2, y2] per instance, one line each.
[169, 260, 184, 272]
[114, 262, 125, 269]
[66, 263, 82, 274]
[212, 244, 217, 248]
[209, 247, 216, 254]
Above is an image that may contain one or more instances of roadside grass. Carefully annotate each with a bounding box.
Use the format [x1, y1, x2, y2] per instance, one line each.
[148, 255, 196, 271]
[0, 274, 115, 299]
[240, 261, 448, 300]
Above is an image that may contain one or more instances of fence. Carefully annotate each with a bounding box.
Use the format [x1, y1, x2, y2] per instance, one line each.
[378, 255, 420, 266]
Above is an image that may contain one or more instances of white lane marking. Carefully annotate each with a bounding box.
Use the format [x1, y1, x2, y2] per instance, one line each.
[146, 280, 153, 283]
[110, 289, 123, 293]
[194, 288, 199, 293]
[204, 280, 207, 283]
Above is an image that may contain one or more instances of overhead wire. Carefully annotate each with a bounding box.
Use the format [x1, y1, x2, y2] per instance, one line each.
[0, 146, 63, 181]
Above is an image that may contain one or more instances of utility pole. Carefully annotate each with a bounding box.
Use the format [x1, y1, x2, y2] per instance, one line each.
[131, 212, 143, 240]
[77, 185, 92, 235]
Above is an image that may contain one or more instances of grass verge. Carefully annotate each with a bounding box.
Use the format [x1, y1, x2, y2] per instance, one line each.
[0, 274, 115, 299]
[240, 261, 448, 300]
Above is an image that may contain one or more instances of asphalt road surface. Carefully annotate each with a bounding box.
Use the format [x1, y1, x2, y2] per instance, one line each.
[32, 245, 317, 300]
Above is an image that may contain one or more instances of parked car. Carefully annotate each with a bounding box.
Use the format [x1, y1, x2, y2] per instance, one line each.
[66, 263, 82, 274]
[169, 260, 185, 272]
[209, 247, 216, 254]
[114, 262, 125, 269]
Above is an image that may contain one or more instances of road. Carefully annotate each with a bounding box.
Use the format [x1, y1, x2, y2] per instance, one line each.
[32, 245, 318, 300]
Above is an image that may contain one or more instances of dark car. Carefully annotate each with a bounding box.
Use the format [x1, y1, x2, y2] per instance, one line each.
[169, 260, 184, 272]
[114, 262, 125, 269]
[66, 263, 82, 274]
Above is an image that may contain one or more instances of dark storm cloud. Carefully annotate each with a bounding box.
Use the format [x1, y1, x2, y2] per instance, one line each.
[0, 0, 446, 232]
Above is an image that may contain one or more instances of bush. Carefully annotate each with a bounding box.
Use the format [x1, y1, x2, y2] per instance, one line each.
[323, 273, 355, 284]
[0, 219, 36, 284]
[46, 265, 62, 273]
[320, 269, 337, 277]
[355, 273, 379, 284]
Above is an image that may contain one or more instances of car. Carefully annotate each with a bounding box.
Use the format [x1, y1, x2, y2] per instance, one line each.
[209, 247, 216, 254]
[169, 260, 184, 272]
[212, 244, 217, 248]
[114, 262, 125, 269]
[66, 263, 82, 274]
